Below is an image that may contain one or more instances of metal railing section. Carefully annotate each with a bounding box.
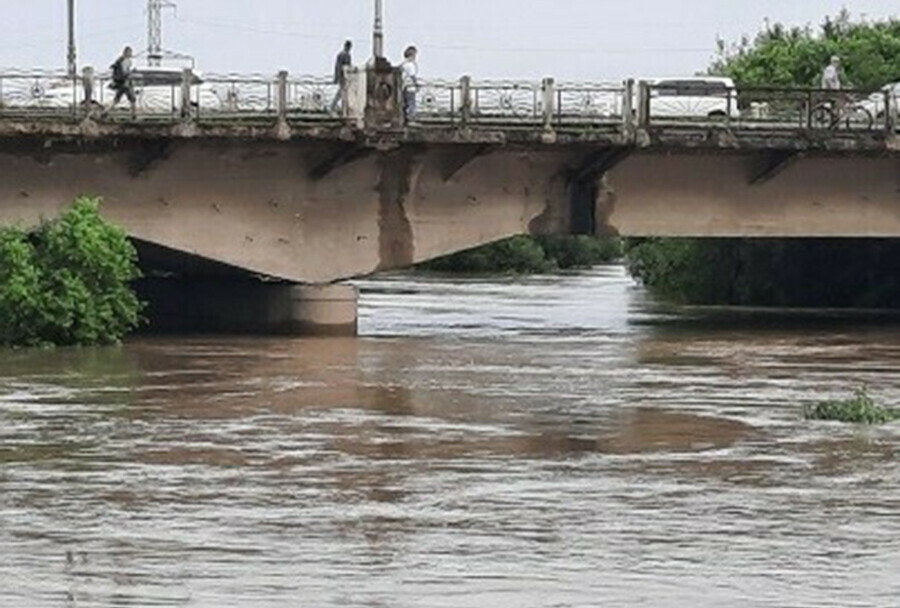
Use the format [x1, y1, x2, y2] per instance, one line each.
[286, 75, 338, 115]
[556, 80, 627, 123]
[1, 69, 897, 134]
[640, 83, 896, 133]
[0, 71, 80, 116]
[198, 73, 278, 117]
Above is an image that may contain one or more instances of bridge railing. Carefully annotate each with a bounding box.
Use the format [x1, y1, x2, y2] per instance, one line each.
[416, 77, 628, 127]
[1, 69, 897, 135]
[555, 80, 628, 126]
[417, 78, 544, 124]
[640, 82, 895, 133]
[0, 70, 81, 118]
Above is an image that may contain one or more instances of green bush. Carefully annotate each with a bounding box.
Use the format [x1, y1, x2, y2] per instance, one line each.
[805, 388, 899, 425]
[537, 235, 623, 270]
[0, 197, 143, 347]
[419, 235, 622, 275]
[625, 238, 900, 307]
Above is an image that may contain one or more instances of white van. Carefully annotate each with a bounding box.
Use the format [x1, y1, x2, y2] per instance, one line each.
[641, 77, 740, 119]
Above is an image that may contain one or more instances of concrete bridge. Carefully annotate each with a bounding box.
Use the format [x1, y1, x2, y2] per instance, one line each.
[2, 68, 900, 334]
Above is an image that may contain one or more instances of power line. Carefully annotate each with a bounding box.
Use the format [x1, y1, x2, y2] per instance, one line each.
[174, 16, 713, 56]
[0, 22, 145, 53]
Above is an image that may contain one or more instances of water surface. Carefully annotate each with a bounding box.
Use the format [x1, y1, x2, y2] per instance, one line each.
[1, 267, 898, 607]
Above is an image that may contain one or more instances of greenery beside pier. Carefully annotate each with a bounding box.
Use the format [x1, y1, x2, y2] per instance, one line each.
[418, 235, 623, 274]
[625, 238, 900, 307]
[0, 197, 143, 347]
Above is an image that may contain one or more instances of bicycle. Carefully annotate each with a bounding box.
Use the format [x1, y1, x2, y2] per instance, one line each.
[810, 93, 874, 130]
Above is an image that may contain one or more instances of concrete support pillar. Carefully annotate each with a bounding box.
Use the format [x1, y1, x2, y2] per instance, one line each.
[622, 78, 635, 134]
[277, 70, 289, 123]
[344, 67, 367, 127]
[81, 66, 94, 114]
[542, 77, 555, 130]
[885, 90, 896, 133]
[365, 59, 402, 129]
[291, 285, 358, 336]
[460, 75, 472, 124]
[181, 68, 193, 120]
[139, 279, 358, 336]
[637, 80, 651, 128]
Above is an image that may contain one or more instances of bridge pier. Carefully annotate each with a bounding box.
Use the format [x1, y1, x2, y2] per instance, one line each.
[138, 279, 358, 336]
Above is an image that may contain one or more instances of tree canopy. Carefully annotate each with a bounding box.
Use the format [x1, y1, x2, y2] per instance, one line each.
[711, 11, 900, 90]
[0, 197, 143, 347]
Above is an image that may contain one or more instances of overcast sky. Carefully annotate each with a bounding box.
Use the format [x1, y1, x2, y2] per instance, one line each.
[1, 1, 897, 79]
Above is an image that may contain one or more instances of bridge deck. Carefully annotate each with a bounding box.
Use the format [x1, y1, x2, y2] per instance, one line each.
[1, 72, 898, 153]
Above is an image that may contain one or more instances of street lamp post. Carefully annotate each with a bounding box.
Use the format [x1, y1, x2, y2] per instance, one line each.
[67, 0, 77, 78]
[373, 0, 384, 59]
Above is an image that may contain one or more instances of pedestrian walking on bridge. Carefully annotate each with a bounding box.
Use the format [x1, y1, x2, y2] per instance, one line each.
[401, 45, 419, 123]
[822, 55, 843, 90]
[103, 46, 136, 119]
[331, 40, 353, 115]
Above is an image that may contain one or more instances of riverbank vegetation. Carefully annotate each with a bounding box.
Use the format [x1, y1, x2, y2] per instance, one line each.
[0, 197, 143, 347]
[630, 14, 900, 307]
[805, 388, 899, 425]
[626, 238, 900, 307]
[418, 235, 623, 274]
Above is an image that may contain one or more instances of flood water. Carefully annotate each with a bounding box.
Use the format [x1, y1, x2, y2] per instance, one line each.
[1, 266, 898, 608]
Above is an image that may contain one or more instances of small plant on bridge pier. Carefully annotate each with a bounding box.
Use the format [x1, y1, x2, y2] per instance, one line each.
[0, 197, 143, 347]
[804, 388, 899, 425]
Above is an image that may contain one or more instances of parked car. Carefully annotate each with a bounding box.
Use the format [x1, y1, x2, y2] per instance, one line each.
[640, 77, 740, 119]
[857, 82, 900, 124]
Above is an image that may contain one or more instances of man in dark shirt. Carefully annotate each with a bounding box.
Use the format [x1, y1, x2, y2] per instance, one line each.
[103, 46, 137, 119]
[331, 40, 353, 115]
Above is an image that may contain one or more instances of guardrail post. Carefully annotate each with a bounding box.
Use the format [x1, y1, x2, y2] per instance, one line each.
[636, 81, 651, 128]
[885, 90, 895, 133]
[277, 70, 288, 122]
[81, 66, 94, 116]
[622, 78, 635, 132]
[180, 68, 193, 120]
[460, 75, 472, 125]
[542, 77, 555, 130]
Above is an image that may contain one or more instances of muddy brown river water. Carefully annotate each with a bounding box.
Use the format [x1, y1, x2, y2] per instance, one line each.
[1, 267, 898, 607]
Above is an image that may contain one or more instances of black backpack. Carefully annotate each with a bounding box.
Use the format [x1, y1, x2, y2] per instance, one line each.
[111, 58, 126, 83]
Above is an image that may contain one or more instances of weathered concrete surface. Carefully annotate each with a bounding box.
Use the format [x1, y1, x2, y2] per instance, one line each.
[3, 121, 900, 285]
[2, 118, 896, 152]
[138, 279, 358, 336]
[0, 136, 576, 283]
[601, 152, 900, 237]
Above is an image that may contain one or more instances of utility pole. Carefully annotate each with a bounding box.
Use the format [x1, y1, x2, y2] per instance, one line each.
[148, 0, 176, 66]
[67, 0, 77, 78]
[373, 0, 384, 59]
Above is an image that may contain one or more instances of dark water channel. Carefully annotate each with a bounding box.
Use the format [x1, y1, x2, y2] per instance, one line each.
[1, 267, 898, 607]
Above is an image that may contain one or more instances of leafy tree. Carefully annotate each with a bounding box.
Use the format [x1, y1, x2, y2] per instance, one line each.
[0, 197, 143, 347]
[711, 10, 900, 90]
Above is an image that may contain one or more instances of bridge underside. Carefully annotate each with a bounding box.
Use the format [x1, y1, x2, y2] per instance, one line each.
[2, 135, 900, 279]
[601, 152, 900, 237]
[0, 136, 575, 284]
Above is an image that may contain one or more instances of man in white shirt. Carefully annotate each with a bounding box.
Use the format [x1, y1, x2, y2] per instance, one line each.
[822, 56, 842, 90]
[400, 46, 419, 123]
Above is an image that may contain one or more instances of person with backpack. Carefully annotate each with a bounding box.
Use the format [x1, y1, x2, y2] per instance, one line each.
[103, 46, 136, 119]
[330, 40, 353, 115]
